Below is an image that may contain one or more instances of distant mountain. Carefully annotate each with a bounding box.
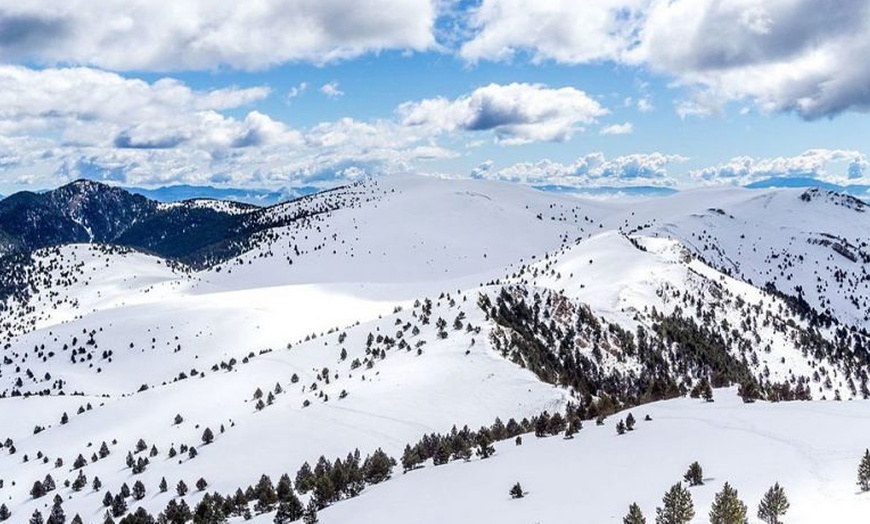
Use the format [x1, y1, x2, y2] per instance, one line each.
[747, 176, 870, 200]
[0, 179, 337, 266]
[0, 180, 157, 253]
[534, 184, 678, 197]
[125, 184, 318, 206]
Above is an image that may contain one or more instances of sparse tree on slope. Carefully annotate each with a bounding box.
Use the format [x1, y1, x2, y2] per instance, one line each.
[684, 461, 704, 486]
[655, 483, 694, 524]
[623, 503, 646, 524]
[858, 449, 870, 492]
[510, 482, 524, 499]
[757, 482, 789, 524]
[709, 482, 747, 524]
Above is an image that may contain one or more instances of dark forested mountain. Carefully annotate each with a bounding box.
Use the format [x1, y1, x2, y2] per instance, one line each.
[0, 180, 333, 267]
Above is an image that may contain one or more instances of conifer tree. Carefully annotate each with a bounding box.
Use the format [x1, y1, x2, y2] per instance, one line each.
[132, 480, 145, 500]
[476, 433, 495, 459]
[616, 419, 626, 435]
[858, 449, 870, 492]
[196, 477, 208, 491]
[176, 480, 188, 497]
[302, 499, 318, 524]
[29, 510, 44, 524]
[655, 483, 694, 524]
[623, 503, 646, 524]
[93, 477, 102, 491]
[433, 439, 451, 466]
[401, 445, 421, 472]
[510, 482, 524, 499]
[0, 503, 10, 522]
[276, 474, 293, 502]
[71, 516, 83, 524]
[201, 427, 214, 445]
[159, 477, 167, 493]
[47, 495, 65, 524]
[684, 462, 704, 486]
[709, 482, 747, 524]
[757, 482, 789, 524]
[626, 413, 636, 431]
[31, 480, 46, 499]
[274, 496, 304, 524]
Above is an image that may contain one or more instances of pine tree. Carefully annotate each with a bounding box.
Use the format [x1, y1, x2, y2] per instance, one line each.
[29, 510, 44, 524]
[625, 413, 636, 431]
[256, 474, 278, 509]
[71, 516, 83, 524]
[302, 499, 318, 524]
[201, 427, 214, 445]
[93, 476, 102, 491]
[401, 444, 421, 472]
[274, 496, 304, 524]
[176, 480, 188, 497]
[111, 494, 127, 518]
[196, 477, 208, 491]
[476, 433, 495, 459]
[858, 449, 870, 492]
[655, 483, 694, 524]
[623, 503, 646, 524]
[757, 482, 789, 524]
[709, 482, 747, 524]
[132, 480, 145, 500]
[0, 504, 10, 522]
[159, 477, 167, 493]
[276, 474, 293, 502]
[31, 480, 46, 499]
[683, 461, 704, 486]
[363, 449, 395, 484]
[509, 482, 524, 499]
[616, 419, 626, 435]
[47, 495, 65, 524]
[432, 439, 451, 465]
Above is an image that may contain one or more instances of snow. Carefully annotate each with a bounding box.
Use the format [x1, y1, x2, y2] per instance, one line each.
[0, 174, 868, 522]
[313, 389, 870, 524]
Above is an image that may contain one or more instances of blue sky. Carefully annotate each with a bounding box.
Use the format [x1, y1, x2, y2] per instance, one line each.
[0, 0, 868, 194]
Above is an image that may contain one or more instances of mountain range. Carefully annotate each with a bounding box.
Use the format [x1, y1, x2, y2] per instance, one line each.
[0, 175, 868, 523]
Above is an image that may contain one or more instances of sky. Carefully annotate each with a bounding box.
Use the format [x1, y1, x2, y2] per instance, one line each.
[0, 0, 868, 194]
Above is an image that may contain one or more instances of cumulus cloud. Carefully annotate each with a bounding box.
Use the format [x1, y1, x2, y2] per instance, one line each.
[0, 66, 278, 150]
[0, 0, 436, 70]
[600, 122, 633, 135]
[0, 66, 460, 189]
[470, 152, 687, 187]
[460, 0, 870, 119]
[398, 83, 607, 144]
[460, 0, 647, 64]
[691, 149, 870, 186]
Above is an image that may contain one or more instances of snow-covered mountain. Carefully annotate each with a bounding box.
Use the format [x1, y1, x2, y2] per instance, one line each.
[0, 175, 868, 523]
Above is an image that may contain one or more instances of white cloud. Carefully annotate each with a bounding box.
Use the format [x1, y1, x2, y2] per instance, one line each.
[320, 82, 345, 99]
[470, 152, 687, 186]
[0, 0, 436, 71]
[691, 149, 869, 186]
[398, 82, 607, 144]
[600, 122, 633, 135]
[0, 66, 282, 150]
[637, 97, 654, 113]
[461, 0, 870, 119]
[287, 82, 308, 99]
[460, 0, 647, 64]
[0, 66, 460, 189]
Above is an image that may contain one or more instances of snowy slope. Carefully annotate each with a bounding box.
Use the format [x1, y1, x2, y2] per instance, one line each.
[0, 174, 868, 523]
[311, 389, 870, 524]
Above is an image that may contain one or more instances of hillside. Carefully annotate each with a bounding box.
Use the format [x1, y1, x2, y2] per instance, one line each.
[0, 175, 868, 523]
